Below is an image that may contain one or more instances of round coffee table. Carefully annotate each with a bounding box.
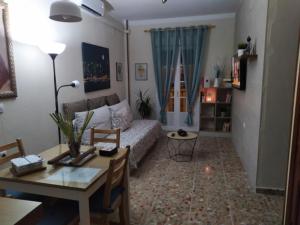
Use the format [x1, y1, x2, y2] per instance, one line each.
[167, 131, 198, 162]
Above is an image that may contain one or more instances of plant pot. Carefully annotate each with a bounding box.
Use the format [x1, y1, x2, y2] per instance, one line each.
[213, 78, 222, 87]
[68, 141, 81, 158]
[238, 49, 245, 57]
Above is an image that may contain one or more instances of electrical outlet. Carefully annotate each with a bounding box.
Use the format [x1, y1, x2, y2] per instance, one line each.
[0, 151, 7, 158]
[0, 103, 3, 113]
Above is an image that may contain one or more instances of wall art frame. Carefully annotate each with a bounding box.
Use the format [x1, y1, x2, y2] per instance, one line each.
[135, 63, 148, 81]
[116, 62, 123, 81]
[0, 1, 17, 98]
[82, 42, 110, 93]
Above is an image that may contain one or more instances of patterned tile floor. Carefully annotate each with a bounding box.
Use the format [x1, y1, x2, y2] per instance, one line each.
[128, 136, 284, 225]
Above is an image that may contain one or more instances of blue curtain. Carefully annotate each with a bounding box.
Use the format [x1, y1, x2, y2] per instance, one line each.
[180, 27, 208, 125]
[150, 29, 180, 124]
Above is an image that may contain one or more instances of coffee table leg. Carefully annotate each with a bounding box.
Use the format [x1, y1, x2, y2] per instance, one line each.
[167, 138, 177, 160]
[175, 138, 197, 162]
[167, 137, 171, 158]
[191, 138, 197, 160]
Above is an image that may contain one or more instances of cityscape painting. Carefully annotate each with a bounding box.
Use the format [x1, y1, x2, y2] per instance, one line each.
[82, 42, 110, 92]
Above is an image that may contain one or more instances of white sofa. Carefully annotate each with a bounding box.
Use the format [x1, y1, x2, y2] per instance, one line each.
[62, 94, 162, 168]
[95, 120, 161, 168]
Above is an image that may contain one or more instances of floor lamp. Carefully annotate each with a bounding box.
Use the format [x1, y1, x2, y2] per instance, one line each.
[39, 42, 80, 144]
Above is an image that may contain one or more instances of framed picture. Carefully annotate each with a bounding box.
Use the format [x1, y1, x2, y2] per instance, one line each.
[116, 62, 123, 81]
[232, 55, 247, 90]
[135, 63, 148, 81]
[82, 42, 110, 93]
[0, 2, 16, 98]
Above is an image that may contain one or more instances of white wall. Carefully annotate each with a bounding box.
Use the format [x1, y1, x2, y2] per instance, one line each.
[128, 14, 235, 120]
[0, 0, 125, 154]
[257, 0, 300, 190]
[232, 0, 268, 188]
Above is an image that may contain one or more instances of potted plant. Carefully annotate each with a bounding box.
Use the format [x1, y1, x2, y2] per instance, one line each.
[213, 63, 225, 87]
[237, 43, 248, 57]
[50, 111, 94, 157]
[136, 89, 152, 119]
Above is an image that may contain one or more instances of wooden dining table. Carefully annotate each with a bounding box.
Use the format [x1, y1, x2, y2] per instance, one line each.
[0, 196, 43, 225]
[0, 145, 130, 225]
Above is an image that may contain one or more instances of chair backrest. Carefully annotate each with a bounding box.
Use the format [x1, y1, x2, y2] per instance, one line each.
[0, 139, 25, 165]
[90, 128, 121, 148]
[103, 146, 130, 209]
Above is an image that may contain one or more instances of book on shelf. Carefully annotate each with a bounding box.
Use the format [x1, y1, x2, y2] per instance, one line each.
[223, 122, 231, 132]
[225, 93, 232, 103]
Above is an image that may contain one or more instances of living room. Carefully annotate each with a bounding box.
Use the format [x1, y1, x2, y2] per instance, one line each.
[0, 0, 300, 225]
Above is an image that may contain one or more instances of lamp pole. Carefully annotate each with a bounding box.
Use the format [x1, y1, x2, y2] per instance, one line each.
[49, 53, 61, 144]
[40, 42, 80, 145]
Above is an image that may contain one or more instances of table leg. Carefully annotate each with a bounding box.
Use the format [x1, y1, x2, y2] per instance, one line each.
[79, 197, 90, 225]
[122, 163, 130, 225]
[168, 137, 198, 162]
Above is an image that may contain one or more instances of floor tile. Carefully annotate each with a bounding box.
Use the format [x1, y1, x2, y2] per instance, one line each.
[127, 134, 284, 225]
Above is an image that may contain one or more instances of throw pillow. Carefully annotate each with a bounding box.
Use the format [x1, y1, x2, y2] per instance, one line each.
[63, 99, 88, 120]
[74, 105, 111, 145]
[106, 93, 120, 106]
[109, 100, 133, 131]
[87, 96, 106, 111]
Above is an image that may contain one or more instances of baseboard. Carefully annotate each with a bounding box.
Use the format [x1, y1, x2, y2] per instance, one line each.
[256, 187, 285, 196]
[199, 131, 231, 138]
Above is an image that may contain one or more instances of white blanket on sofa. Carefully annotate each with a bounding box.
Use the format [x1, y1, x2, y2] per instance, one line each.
[95, 120, 162, 168]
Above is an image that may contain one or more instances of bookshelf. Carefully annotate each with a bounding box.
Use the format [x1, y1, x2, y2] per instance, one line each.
[200, 87, 232, 133]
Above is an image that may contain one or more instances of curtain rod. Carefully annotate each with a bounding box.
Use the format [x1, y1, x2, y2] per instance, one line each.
[144, 25, 216, 32]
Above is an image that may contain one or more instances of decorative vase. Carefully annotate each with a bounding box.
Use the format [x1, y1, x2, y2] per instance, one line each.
[204, 76, 211, 88]
[213, 78, 222, 87]
[68, 141, 81, 158]
[238, 49, 245, 57]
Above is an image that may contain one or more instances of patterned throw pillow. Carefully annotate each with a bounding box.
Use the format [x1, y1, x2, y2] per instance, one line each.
[74, 105, 111, 145]
[109, 100, 133, 131]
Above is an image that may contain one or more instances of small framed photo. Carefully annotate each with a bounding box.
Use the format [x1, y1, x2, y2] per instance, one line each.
[135, 63, 148, 81]
[116, 62, 123, 81]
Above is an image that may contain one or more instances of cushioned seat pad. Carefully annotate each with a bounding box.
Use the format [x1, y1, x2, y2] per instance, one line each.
[89, 186, 125, 213]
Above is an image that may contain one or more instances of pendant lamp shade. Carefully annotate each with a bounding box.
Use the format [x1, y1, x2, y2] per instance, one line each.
[50, 0, 82, 22]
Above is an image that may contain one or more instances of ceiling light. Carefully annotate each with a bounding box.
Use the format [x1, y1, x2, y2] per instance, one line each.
[50, 0, 82, 22]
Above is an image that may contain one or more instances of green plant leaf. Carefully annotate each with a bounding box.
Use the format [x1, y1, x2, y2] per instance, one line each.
[50, 111, 94, 144]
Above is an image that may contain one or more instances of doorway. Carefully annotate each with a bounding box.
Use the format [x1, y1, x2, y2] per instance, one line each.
[163, 57, 200, 131]
[285, 34, 300, 225]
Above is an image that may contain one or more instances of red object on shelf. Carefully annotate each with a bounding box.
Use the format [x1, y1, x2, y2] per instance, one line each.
[201, 87, 217, 103]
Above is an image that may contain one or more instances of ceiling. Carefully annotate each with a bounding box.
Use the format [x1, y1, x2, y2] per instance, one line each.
[107, 0, 241, 21]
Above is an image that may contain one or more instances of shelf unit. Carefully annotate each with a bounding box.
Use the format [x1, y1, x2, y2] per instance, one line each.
[238, 53, 258, 60]
[200, 87, 232, 133]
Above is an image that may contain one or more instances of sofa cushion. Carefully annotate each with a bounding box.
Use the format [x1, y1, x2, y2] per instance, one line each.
[63, 99, 88, 120]
[109, 100, 133, 131]
[105, 93, 120, 106]
[74, 105, 111, 145]
[87, 96, 106, 111]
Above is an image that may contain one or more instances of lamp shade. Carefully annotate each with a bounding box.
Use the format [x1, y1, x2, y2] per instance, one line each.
[39, 42, 66, 55]
[50, 0, 82, 22]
